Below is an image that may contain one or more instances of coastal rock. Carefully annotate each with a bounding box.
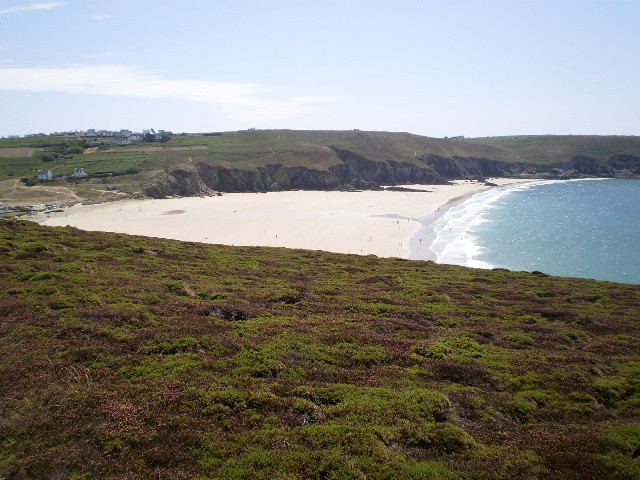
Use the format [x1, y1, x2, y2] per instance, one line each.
[423, 154, 533, 179]
[608, 154, 640, 175]
[144, 165, 212, 198]
[287, 166, 340, 190]
[570, 155, 600, 175]
[195, 164, 267, 192]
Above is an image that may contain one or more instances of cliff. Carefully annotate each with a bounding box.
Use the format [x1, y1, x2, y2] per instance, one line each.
[145, 148, 640, 198]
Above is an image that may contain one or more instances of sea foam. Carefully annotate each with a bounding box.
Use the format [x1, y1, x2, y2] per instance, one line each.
[421, 181, 557, 268]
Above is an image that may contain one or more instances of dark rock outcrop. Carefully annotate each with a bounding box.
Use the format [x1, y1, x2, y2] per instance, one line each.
[422, 154, 533, 179]
[144, 165, 213, 198]
[570, 156, 614, 176]
[570, 156, 599, 175]
[608, 154, 640, 175]
[194, 163, 341, 193]
[287, 166, 340, 190]
[327, 148, 443, 188]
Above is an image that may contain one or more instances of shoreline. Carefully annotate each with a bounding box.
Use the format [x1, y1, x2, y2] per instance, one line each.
[408, 201, 456, 262]
[36, 178, 537, 259]
[408, 177, 542, 262]
[412, 178, 562, 268]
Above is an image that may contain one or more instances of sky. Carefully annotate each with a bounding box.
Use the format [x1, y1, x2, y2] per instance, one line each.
[0, 0, 638, 138]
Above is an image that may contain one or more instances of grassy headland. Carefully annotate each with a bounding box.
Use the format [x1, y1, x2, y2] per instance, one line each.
[2, 131, 640, 206]
[1, 220, 639, 479]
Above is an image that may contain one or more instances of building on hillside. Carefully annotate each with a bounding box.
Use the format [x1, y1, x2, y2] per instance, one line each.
[37, 170, 53, 181]
[73, 168, 89, 178]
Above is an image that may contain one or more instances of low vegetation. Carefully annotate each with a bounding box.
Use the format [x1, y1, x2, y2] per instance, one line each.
[1, 220, 639, 479]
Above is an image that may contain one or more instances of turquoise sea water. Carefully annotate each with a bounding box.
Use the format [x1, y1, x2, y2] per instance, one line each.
[413, 179, 640, 284]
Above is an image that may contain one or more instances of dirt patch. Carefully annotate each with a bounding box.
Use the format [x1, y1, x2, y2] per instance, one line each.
[0, 180, 81, 205]
[0, 147, 36, 158]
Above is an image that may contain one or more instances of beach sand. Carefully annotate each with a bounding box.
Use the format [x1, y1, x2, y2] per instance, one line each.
[37, 178, 533, 259]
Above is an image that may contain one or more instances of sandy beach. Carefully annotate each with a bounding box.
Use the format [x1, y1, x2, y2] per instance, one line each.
[37, 178, 532, 259]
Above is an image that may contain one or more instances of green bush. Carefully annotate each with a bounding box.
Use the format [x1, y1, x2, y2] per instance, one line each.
[502, 329, 534, 346]
[393, 422, 476, 454]
[594, 378, 634, 405]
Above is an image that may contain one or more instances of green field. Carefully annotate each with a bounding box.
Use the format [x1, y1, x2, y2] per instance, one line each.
[0, 155, 46, 182]
[1, 220, 639, 478]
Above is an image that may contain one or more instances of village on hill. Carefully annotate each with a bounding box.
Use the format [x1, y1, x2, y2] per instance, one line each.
[2, 128, 173, 145]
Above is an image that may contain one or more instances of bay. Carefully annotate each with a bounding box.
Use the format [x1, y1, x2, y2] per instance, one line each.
[415, 179, 640, 284]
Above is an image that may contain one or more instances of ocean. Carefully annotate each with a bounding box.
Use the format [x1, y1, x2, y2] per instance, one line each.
[411, 179, 640, 284]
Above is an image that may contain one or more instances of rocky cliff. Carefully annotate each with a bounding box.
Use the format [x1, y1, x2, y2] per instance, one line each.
[143, 165, 214, 198]
[144, 149, 640, 198]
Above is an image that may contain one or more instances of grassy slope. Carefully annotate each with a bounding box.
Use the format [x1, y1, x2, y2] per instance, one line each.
[1, 220, 639, 479]
[2, 131, 640, 204]
[469, 135, 640, 165]
[165, 130, 518, 168]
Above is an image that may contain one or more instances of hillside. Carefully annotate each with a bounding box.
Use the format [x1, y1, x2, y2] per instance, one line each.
[1, 220, 639, 479]
[1, 130, 640, 205]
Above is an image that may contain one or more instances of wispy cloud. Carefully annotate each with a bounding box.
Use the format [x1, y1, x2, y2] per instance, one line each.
[0, 2, 64, 15]
[0, 64, 344, 122]
[89, 13, 111, 21]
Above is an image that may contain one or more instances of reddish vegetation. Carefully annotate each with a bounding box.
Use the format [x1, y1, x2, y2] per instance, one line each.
[0, 220, 639, 479]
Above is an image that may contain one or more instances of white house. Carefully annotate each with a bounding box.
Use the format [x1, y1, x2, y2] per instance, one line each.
[73, 168, 89, 178]
[37, 170, 53, 181]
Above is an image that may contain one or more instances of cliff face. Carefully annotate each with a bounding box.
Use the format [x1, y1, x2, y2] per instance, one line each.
[143, 149, 640, 198]
[193, 163, 341, 193]
[328, 148, 443, 187]
[545, 154, 640, 178]
[422, 155, 533, 178]
[607, 154, 640, 175]
[143, 165, 214, 198]
[186, 149, 449, 196]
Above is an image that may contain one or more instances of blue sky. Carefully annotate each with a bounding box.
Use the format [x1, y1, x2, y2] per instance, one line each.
[0, 0, 638, 138]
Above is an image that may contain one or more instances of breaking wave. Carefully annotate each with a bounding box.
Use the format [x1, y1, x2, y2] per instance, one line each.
[425, 181, 559, 268]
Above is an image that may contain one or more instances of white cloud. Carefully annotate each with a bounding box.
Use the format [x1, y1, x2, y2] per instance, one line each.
[292, 96, 347, 103]
[0, 2, 64, 15]
[0, 64, 345, 122]
[89, 13, 111, 20]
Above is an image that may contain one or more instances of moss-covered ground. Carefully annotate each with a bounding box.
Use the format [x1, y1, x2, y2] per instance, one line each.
[1, 221, 639, 479]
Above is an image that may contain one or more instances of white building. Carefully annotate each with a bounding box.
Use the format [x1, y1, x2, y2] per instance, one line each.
[73, 168, 89, 178]
[37, 170, 53, 181]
